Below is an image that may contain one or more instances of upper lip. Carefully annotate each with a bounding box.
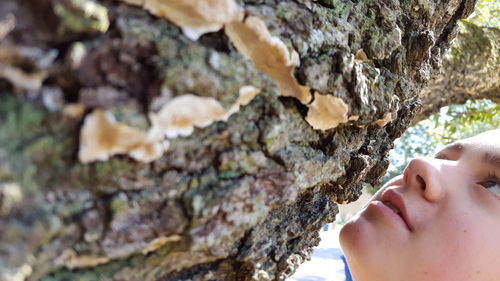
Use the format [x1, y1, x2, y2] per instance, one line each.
[379, 189, 413, 231]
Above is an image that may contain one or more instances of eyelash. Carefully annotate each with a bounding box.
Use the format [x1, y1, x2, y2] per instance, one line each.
[485, 172, 499, 183]
[478, 172, 500, 195]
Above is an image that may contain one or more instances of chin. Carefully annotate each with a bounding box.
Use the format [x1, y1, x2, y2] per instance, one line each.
[340, 209, 390, 259]
[340, 217, 389, 281]
[339, 213, 372, 256]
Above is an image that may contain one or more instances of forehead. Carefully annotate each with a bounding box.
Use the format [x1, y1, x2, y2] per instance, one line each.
[461, 129, 500, 150]
[440, 130, 500, 168]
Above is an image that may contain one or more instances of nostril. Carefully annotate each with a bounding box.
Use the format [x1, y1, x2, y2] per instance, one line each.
[416, 175, 426, 190]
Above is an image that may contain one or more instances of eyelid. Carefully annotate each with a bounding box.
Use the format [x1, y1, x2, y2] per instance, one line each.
[476, 173, 500, 197]
[485, 172, 499, 181]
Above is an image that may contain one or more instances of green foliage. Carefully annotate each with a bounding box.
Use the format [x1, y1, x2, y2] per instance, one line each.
[465, 0, 500, 28]
[373, 99, 499, 193]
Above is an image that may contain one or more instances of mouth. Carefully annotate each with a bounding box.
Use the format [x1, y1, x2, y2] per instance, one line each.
[379, 189, 413, 231]
[382, 201, 403, 217]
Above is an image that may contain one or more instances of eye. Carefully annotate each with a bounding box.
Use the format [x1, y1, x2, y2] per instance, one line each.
[478, 175, 500, 197]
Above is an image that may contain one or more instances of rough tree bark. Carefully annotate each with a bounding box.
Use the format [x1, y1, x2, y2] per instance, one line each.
[0, 0, 480, 280]
[416, 21, 500, 122]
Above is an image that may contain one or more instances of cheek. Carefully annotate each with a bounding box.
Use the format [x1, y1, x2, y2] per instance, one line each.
[429, 210, 481, 250]
[416, 210, 493, 273]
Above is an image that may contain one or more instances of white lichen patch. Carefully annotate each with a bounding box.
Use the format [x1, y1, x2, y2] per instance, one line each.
[305, 93, 349, 130]
[67, 42, 87, 69]
[54, 0, 110, 34]
[78, 110, 165, 163]
[136, 0, 243, 40]
[2, 264, 32, 281]
[0, 14, 15, 40]
[0, 183, 22, 217]
[225, 16, 312, 104]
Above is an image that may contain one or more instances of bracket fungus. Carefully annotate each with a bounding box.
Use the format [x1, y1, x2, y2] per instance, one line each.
[0, 63, 47, 92]
[78, 109, 165, 163]
[79, 86, 260, 163]
[150, 86, 261, 138]
[305, 93, 349, 130]
[0, 44, 57, 91]
[120, 0, 243, 40]
[225, 85, 261, 117]
[114, 0, 356, 135]
[149, 94, 227, 138]
[374, 112, 394, 127]
[225, 16, 312, 104]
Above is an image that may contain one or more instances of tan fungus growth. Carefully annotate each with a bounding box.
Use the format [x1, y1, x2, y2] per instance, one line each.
[224, 85, 261, 117]
[225, 16, 312, 104]
[63, 103, 86, 119]
[374, 112, 394, 127]
[79, 85, 261, 164]
[305, 93, 349, 130]
[141, 235, 182, 255]
[55, 249, 110, 269]
[117, 0, 351, 133]
[143, 0, 243, 40]
[0, 45, 57, 91]
[0, 64, 46, 91]
[149, 94, 227, 138]
[354, 49, 370, 62]
[149, 86, 259, 139]
[79, 110, 165, 163]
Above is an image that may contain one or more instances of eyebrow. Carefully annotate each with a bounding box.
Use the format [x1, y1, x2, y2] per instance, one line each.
[483, 152, 500, 170]
[439, 142, 500, 170]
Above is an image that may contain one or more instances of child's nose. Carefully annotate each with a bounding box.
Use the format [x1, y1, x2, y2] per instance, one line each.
[403, 157, 444, 202]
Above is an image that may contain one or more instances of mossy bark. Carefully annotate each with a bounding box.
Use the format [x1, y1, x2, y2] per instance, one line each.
[416, 21, 500, 122]
[0, 0, 478, 280]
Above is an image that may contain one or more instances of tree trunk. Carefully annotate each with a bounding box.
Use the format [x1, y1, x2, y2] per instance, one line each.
[0, 0, 477, 280]
[415, 21, 500, 122]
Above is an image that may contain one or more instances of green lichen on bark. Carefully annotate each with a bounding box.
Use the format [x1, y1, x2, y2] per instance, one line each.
[54, 0, 109, 35]
[417, 21, 499, 121]
[0, 95, 72, 193]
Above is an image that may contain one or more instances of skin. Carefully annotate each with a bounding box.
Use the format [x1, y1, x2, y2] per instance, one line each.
[339, 129, 500, 281]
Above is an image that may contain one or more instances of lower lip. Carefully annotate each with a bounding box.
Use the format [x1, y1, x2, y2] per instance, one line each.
[368, 201, 410, 231]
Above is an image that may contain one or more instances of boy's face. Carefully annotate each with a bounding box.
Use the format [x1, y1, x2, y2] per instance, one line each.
[340, 129, 500, 281]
